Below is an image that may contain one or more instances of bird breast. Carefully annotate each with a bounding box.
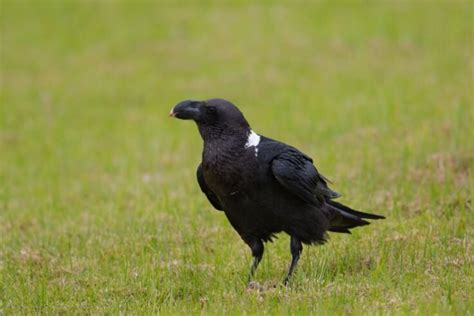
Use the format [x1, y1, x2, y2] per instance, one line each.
[202, 142, 258, 196]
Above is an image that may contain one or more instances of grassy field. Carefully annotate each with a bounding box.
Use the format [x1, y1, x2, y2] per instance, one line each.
[1, 1, 473, 314]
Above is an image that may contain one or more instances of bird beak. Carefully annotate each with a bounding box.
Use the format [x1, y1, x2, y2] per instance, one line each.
[169, 100, 203, 120]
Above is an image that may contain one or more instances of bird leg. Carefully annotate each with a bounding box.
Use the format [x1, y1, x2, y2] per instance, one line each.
[284, 236, 303, 285]
[247, 240, 264, 282]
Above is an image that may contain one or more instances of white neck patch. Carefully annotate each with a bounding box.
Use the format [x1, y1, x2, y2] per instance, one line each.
[245, 130, 260, 157]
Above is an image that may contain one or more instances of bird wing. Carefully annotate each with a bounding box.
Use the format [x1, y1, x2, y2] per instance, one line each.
[196, 164, 223, 211]
[271, 149, 340, 205]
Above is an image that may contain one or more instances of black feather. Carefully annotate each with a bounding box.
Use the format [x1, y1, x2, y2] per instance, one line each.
[197, 164, 223, 211]
[328, 200, 385, 220]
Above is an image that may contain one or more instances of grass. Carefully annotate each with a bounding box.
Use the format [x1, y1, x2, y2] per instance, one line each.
[1, 1, 473, 314]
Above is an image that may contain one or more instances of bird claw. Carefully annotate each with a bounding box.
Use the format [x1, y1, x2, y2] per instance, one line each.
[246, 281, 264, 292]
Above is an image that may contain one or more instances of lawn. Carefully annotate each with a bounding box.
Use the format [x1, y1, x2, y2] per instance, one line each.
[1, 1, 473, 314]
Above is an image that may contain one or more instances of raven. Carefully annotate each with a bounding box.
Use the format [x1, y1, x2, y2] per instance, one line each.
[170, 98, 384, 284]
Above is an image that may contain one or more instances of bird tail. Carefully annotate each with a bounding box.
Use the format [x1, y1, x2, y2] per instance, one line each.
[327, 200, 385, 234]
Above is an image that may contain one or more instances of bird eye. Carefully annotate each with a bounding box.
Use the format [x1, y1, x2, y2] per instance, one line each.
[206, 106, 217, 114]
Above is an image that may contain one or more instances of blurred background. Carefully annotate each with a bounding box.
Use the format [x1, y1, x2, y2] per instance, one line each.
[1, 1, 473, 314]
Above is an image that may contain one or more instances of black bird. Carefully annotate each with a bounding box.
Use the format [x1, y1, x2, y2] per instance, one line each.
[169, 98, 384, 284]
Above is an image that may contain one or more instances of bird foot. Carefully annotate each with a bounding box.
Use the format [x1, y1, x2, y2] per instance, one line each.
[246, 281, 264, 292]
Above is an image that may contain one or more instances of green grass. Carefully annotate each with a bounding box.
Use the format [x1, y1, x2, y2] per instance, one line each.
[1, 1, 473, 314]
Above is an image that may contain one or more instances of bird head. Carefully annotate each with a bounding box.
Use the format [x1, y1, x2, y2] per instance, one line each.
[169, 99, 250, 138]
